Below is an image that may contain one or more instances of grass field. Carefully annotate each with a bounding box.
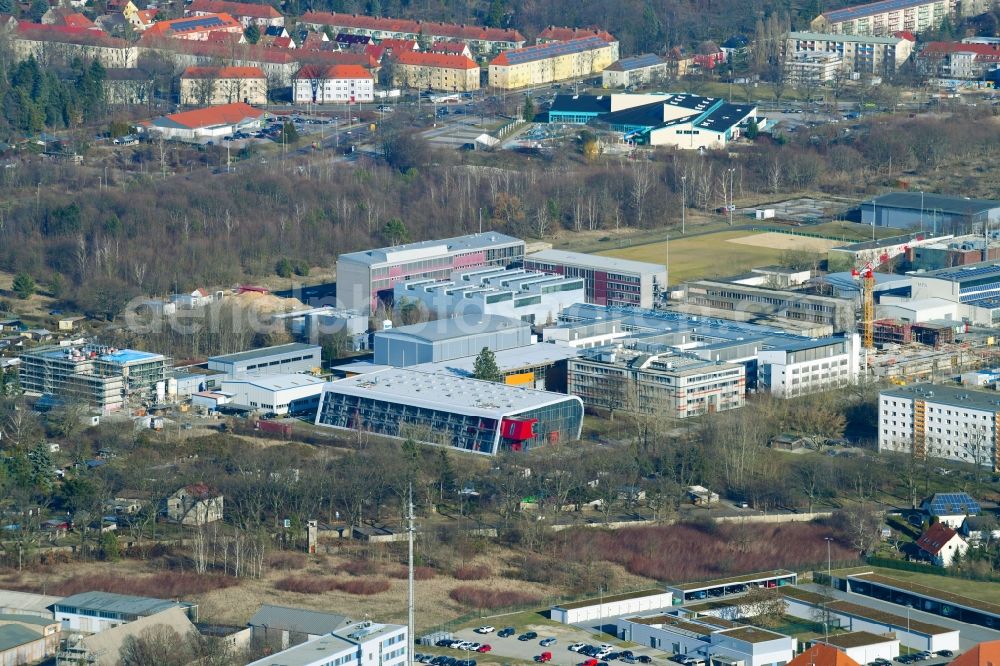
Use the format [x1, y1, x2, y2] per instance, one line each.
[598, 230, 837, 285]
[862, 568, 1000, 605]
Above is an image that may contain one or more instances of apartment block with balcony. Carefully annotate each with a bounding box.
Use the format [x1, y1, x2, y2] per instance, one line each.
[810, 0, 954, 37]
[785, 31, 915, 75]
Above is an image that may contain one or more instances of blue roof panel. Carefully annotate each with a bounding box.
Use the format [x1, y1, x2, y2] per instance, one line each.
[824, 0, 936, 22]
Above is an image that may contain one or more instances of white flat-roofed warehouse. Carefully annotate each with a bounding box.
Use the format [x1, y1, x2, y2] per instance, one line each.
[524, 249, 667, 309]
[336, 232, 525, 314]
[220, 374, 325, 415]
[247, 619, 407, 666]
[374, 315, 532, 367]
[208, 343, 321, 376]
[551, 589, 673, 624]
[314, 368, 583, 454]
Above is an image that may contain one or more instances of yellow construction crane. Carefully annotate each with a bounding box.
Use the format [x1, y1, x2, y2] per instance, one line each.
[852, 239, 918, 349]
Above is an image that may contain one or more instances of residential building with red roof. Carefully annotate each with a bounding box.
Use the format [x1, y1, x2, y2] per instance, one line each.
[12, 23, 136, 67]
[951, 640, 1000, 666]
[186, 0, 283, 28]
[364, 37, 417, 61]
[299, 12, 524, 55]
[143, 12, 244, 41]
[393, 50, 480, 91]
[129, 8, 159, 31]
[138, 102, 264, 142]
[489, 35, 616, 89]
[917, 40, 1000, 79]
[180, 65, 267, 105]
[915, 522, 968, 567]
[429, 40, 471, 58]
[293, 63, 374, 103]
[42, 8, 100, 30]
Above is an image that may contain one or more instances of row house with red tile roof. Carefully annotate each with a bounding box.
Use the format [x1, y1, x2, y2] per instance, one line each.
[186, 0, 283, 28]
[41, 7, 99, 30]
[916, 40, 1000, 79]
[140, 35, 300, 84]
[293, 63, 374, 103]
[180, 65, 268, 105]
[12, 23, 138, 67]
[299, 12, 524, 55]
[138, 101, 265, 142]
[142, 12, 245, 42]
[392, 50, 480, 91]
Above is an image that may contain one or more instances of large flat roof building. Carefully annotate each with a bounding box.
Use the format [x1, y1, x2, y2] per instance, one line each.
[220, 374, 325, 415]
[207, 343, 321, 376]
[524, 249, 666, 309]
[315, 368, 583, 454]
[337, 232, 525, 314]
[53, 591, 197, 634]
[373, 314, 532, 367]
[862, 192, 1000, 233]
[879, 383, 1000, 470]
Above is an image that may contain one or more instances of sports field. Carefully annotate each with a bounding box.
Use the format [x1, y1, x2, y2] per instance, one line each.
[598, 230, 843, 285]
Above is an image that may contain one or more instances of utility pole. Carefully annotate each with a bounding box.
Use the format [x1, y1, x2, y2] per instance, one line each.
[478, 207, 483, 234]
[728, 168, 735, 226]
[407, 483, 415, 666]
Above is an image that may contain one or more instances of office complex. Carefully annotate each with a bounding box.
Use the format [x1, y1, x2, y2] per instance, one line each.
[337, 233, 525, 314]
[861, 192, 1000, 233]
[567, 344, 746, 418]
[18, 345, 166, 413]
[314, 368, 584, 454]
[248, 619, 407, 666]
[557, 304, 860, 398]
[879, 384, 1000, 470]
[810, 0, 954, 36]
[524, 249, 667, 309]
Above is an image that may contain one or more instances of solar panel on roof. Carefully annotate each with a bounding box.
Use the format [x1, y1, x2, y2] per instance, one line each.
[170, 15, 227, 30]
[618, 53, 663, 70]
[501, 35, 608, 64]
[928, 493, 980, 515]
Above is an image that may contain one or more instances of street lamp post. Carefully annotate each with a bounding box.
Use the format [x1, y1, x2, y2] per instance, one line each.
[728, 168, 736, 226]
[681, 175, 687, 235]
[824, 536, 833, 584]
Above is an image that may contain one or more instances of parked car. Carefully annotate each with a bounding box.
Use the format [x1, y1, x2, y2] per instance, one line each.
[466, 643, 481, 652]
[475, 626, 495, 634]
[498, 627, 516, 638]
[569, 644, 586, 652]
[637, 657, 653, 664]
[579, 660, 598, 666]
[541, 638, 557, 647]
[477, 645, 492, 653]
[536, 653, 553, 663]
[623, 658, 638, 664]
[519, 632, 539, 642]
[936, 651, 953, 658]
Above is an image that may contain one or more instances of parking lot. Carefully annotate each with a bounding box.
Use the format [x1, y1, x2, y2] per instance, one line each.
[426, 623, 662, 666]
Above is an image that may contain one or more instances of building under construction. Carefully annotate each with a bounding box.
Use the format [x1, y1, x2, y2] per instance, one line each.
[18, 344, 167, 413]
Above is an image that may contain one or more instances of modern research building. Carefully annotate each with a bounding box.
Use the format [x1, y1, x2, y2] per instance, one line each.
[207, 343, 322, 377]
[373, 315, 533, 367]
[336, 232, 526, 314]
[315, 368, 584, 454]
[523, 249, 667, 308]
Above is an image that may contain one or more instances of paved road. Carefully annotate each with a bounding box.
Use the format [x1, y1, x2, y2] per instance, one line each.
[805, 583, 1000, 650]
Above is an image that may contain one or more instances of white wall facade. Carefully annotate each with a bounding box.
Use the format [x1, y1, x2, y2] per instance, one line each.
[821, 638, 899, 663]
[293, 75, 374, 103]
[221, 376, 324, 415]
[552, 591, 673, 624]
[759, 335, 859, 399]
[878, 392, 999, 469]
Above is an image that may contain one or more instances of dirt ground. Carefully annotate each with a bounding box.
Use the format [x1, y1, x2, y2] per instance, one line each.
[724, 232, 844, 252]
[4, 545, 653, 632]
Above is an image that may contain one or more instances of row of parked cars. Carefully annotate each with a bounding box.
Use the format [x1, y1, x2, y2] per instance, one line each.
[415, 655, 476, 666]
[894, 650, 952, 664]
[571, 644, 653, 664]
[433, 639, 491, 653]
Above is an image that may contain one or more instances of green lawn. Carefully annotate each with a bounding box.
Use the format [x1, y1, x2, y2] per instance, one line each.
[863, 568, 1000, 605]
[598, 230, 801, 285]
